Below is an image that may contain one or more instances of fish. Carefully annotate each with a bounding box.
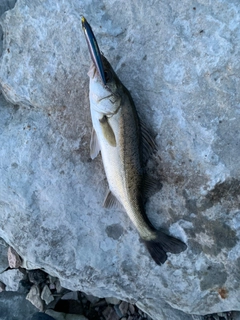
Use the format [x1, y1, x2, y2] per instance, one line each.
[82, 16, 187, 265]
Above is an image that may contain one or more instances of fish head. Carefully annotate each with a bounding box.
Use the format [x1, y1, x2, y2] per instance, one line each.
[88, 54, 121, 115]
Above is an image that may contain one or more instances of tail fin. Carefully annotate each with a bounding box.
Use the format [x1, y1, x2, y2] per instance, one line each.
[143, 232, 187, 265]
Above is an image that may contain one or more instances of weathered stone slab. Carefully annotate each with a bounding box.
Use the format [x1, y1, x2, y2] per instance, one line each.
[0, 1, 240, 319]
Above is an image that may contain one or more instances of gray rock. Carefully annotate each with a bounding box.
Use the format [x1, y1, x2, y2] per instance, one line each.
[62, 291, 79, 301]
[119, 301, 128, 316]
[0, 268, 23, 291]
[31, 313, 56, 320]
[0, 238, 8, 273]
[105, 297, 121, 305]
[26, 285, 44, 311]
[83, 293, 99, 304]
[102, 306, 119, 320]
[0, 281, 6, 292]
[0, 1, 240, 320]
[0, 0, 16, 17]
[41, 285, 54, 305]
[128, 304, 135, 315]
[0, 291, 38, 320]
[28, 269, 48, 286]
[45, 310, 88, 320]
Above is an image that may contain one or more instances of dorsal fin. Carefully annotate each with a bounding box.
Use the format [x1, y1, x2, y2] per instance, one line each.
[142, 174, 162, 199]
[140, 120, 157, 163]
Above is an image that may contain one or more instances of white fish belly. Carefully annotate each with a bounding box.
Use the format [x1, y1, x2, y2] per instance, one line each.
[90, 108, 126, 205]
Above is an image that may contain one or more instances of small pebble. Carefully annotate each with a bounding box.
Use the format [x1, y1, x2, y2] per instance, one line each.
[103, 306, 119, 320]
[129, 304, 135, 314]
[49, 283, 55, 290]
[119, 301, 129, 316]
[55, 278, 62, 293]
[26, 284, 44, 311]
[113, 304, 122, 318]
[84, 293, 100, 304]
[62, 291, 79, 301]
[41, 284, 54, 305]
[0, 281, 6, 292]
[105, 297, 121, 305]
[28, 269, 47, 285]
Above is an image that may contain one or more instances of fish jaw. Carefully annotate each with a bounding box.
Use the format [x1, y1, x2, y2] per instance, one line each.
[89, 68, 121, 115]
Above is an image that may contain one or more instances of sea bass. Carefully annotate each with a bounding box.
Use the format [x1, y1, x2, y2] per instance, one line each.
[82, 17, 187, 265]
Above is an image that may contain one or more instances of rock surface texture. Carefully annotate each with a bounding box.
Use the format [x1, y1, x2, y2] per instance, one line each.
[0, 0, 240, 319]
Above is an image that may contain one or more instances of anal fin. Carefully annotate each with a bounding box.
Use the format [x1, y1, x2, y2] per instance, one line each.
[103, 189, 123, 210]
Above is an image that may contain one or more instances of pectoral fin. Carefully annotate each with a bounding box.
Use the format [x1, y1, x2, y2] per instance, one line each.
[90, 127, 100, 159]
[99, 116, 116, 147]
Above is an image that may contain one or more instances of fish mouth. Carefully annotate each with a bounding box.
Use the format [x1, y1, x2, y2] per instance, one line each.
[81, 16, 106, 85]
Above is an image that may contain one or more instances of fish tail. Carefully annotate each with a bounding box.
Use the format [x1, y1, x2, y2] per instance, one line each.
[143, 232, 187, 265]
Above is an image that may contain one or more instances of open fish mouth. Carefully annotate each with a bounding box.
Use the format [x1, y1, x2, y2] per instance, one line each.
[81, 16, 106, 85]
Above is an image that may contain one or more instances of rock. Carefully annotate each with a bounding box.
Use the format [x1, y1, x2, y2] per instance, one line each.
[0, 238, 8, 273]
[26, 285, 44, 311]
[45, 309, 88, 320]
[0, 291, 38, 320]
[28, 269, 48, 286]
[128, 304, 135, 315]
[105, 297, 121, 305]
[102, 305, 119, 320]
[41, 284, 54, 305]
[83, 293, 99, 304]
[18, 275, 34, 294]
[54, 298, 83, 315]
[0, 268, 23, 291]
[0, 280, 6, 292]
[62, 291, 79, 301]
[0, 0, 16, 16]
[7, 246, 22, 268]
[119, 301, 128, 316]
[31, 312, 56, 320]
[0, 0, 240, 320]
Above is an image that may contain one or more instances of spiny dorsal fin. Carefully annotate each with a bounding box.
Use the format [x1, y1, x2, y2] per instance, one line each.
[103, 189, 123, 210]
[90, 127, 100, 159]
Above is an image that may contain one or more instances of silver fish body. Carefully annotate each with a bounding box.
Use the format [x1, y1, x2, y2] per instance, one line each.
[87, 56, 187, 265]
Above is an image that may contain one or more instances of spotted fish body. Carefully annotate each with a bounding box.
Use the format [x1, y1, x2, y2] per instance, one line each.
[83, 17, 187, 265]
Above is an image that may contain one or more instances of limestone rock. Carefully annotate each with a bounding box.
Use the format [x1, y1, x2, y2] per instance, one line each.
[41, 284, 54, 305]
[26, 285, 44, 311]
[0, 268, 23, 291]
[0, 0, 240, 320]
